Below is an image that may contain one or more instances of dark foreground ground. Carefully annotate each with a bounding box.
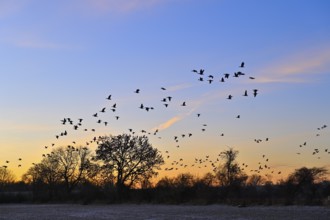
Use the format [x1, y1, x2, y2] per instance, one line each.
[0, 204, 329, 220]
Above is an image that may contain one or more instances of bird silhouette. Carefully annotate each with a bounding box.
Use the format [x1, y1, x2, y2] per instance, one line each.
[240, 62, 245, 68]
[253, 89, 258, 97]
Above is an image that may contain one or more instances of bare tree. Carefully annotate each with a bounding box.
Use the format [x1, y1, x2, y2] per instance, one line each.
[247, 174, 266, 186]
[287, 167, 328, 185]
[286, 166, 328, 204]
[53, 146, 93, 193]
[156, 176, 175, 189]
[199, 172, 217, 187]
[215, 147, 247, 187]
[22, 156, 61, 199]
[95, 134, 164, 191]
[173, 173, 195, 188]
[0, 167, 15, 191]
[23, 146, 94, 196]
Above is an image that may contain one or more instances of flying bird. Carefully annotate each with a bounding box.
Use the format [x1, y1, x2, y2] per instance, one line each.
[240, 62, 245, 68]
[253, 89, 258, 97]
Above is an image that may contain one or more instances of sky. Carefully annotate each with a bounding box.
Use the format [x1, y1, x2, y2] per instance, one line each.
[0, 0, 330, 182]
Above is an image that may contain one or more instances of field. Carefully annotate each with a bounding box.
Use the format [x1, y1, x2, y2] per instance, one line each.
[0, 204, 329, 220]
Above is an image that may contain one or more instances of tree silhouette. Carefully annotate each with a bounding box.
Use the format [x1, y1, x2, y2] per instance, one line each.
[0, 167, 15, 191]
[95, 134, 164, 192]
[23, 146, 94, 197]
[23, 155, 61, 199]
[215, 147, 247, 187]
[247, 174, 266, 187]
[53, 146, 94, 193]
[288, 167, 328, 185]
[286, 166, 328, 204]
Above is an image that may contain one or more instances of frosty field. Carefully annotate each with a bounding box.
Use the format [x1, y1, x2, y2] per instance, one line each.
[0, 204, 329, 220]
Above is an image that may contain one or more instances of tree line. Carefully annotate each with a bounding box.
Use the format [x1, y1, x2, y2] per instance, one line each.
[0, 133, 329, 206]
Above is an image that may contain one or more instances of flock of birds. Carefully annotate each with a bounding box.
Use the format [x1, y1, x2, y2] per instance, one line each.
[1, 62, 329, 181]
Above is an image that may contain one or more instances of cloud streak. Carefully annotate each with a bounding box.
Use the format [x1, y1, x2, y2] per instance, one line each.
[152, 89, 230, 132]
[155, 116, 182, 131]
[1, 32, 68, 49]
[0, 1, 28, 18]
[75, 0, 164, 15]
[254, 45, 330, 84]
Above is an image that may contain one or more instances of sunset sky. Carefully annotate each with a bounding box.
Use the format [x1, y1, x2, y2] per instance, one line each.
[1, 0, 330, 181]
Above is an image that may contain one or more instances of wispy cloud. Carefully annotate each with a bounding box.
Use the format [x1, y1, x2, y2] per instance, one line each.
[2, 33, 67, 49]
[13, 37, 63, 49]
[0, 123, 55, 133]
[0, 1, 28, 18]
[154, 116, 182, 131]
[166, 83, 193, 92]
[74, 0, 164, 15]
[152, 89, 229, 132]
[255, 45, 330, 83]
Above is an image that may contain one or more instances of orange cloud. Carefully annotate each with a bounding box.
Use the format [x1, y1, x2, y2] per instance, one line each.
[154, 116, 182, 131]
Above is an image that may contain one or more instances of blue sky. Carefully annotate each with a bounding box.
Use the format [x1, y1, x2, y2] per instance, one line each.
[0, 0, 330, 180]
